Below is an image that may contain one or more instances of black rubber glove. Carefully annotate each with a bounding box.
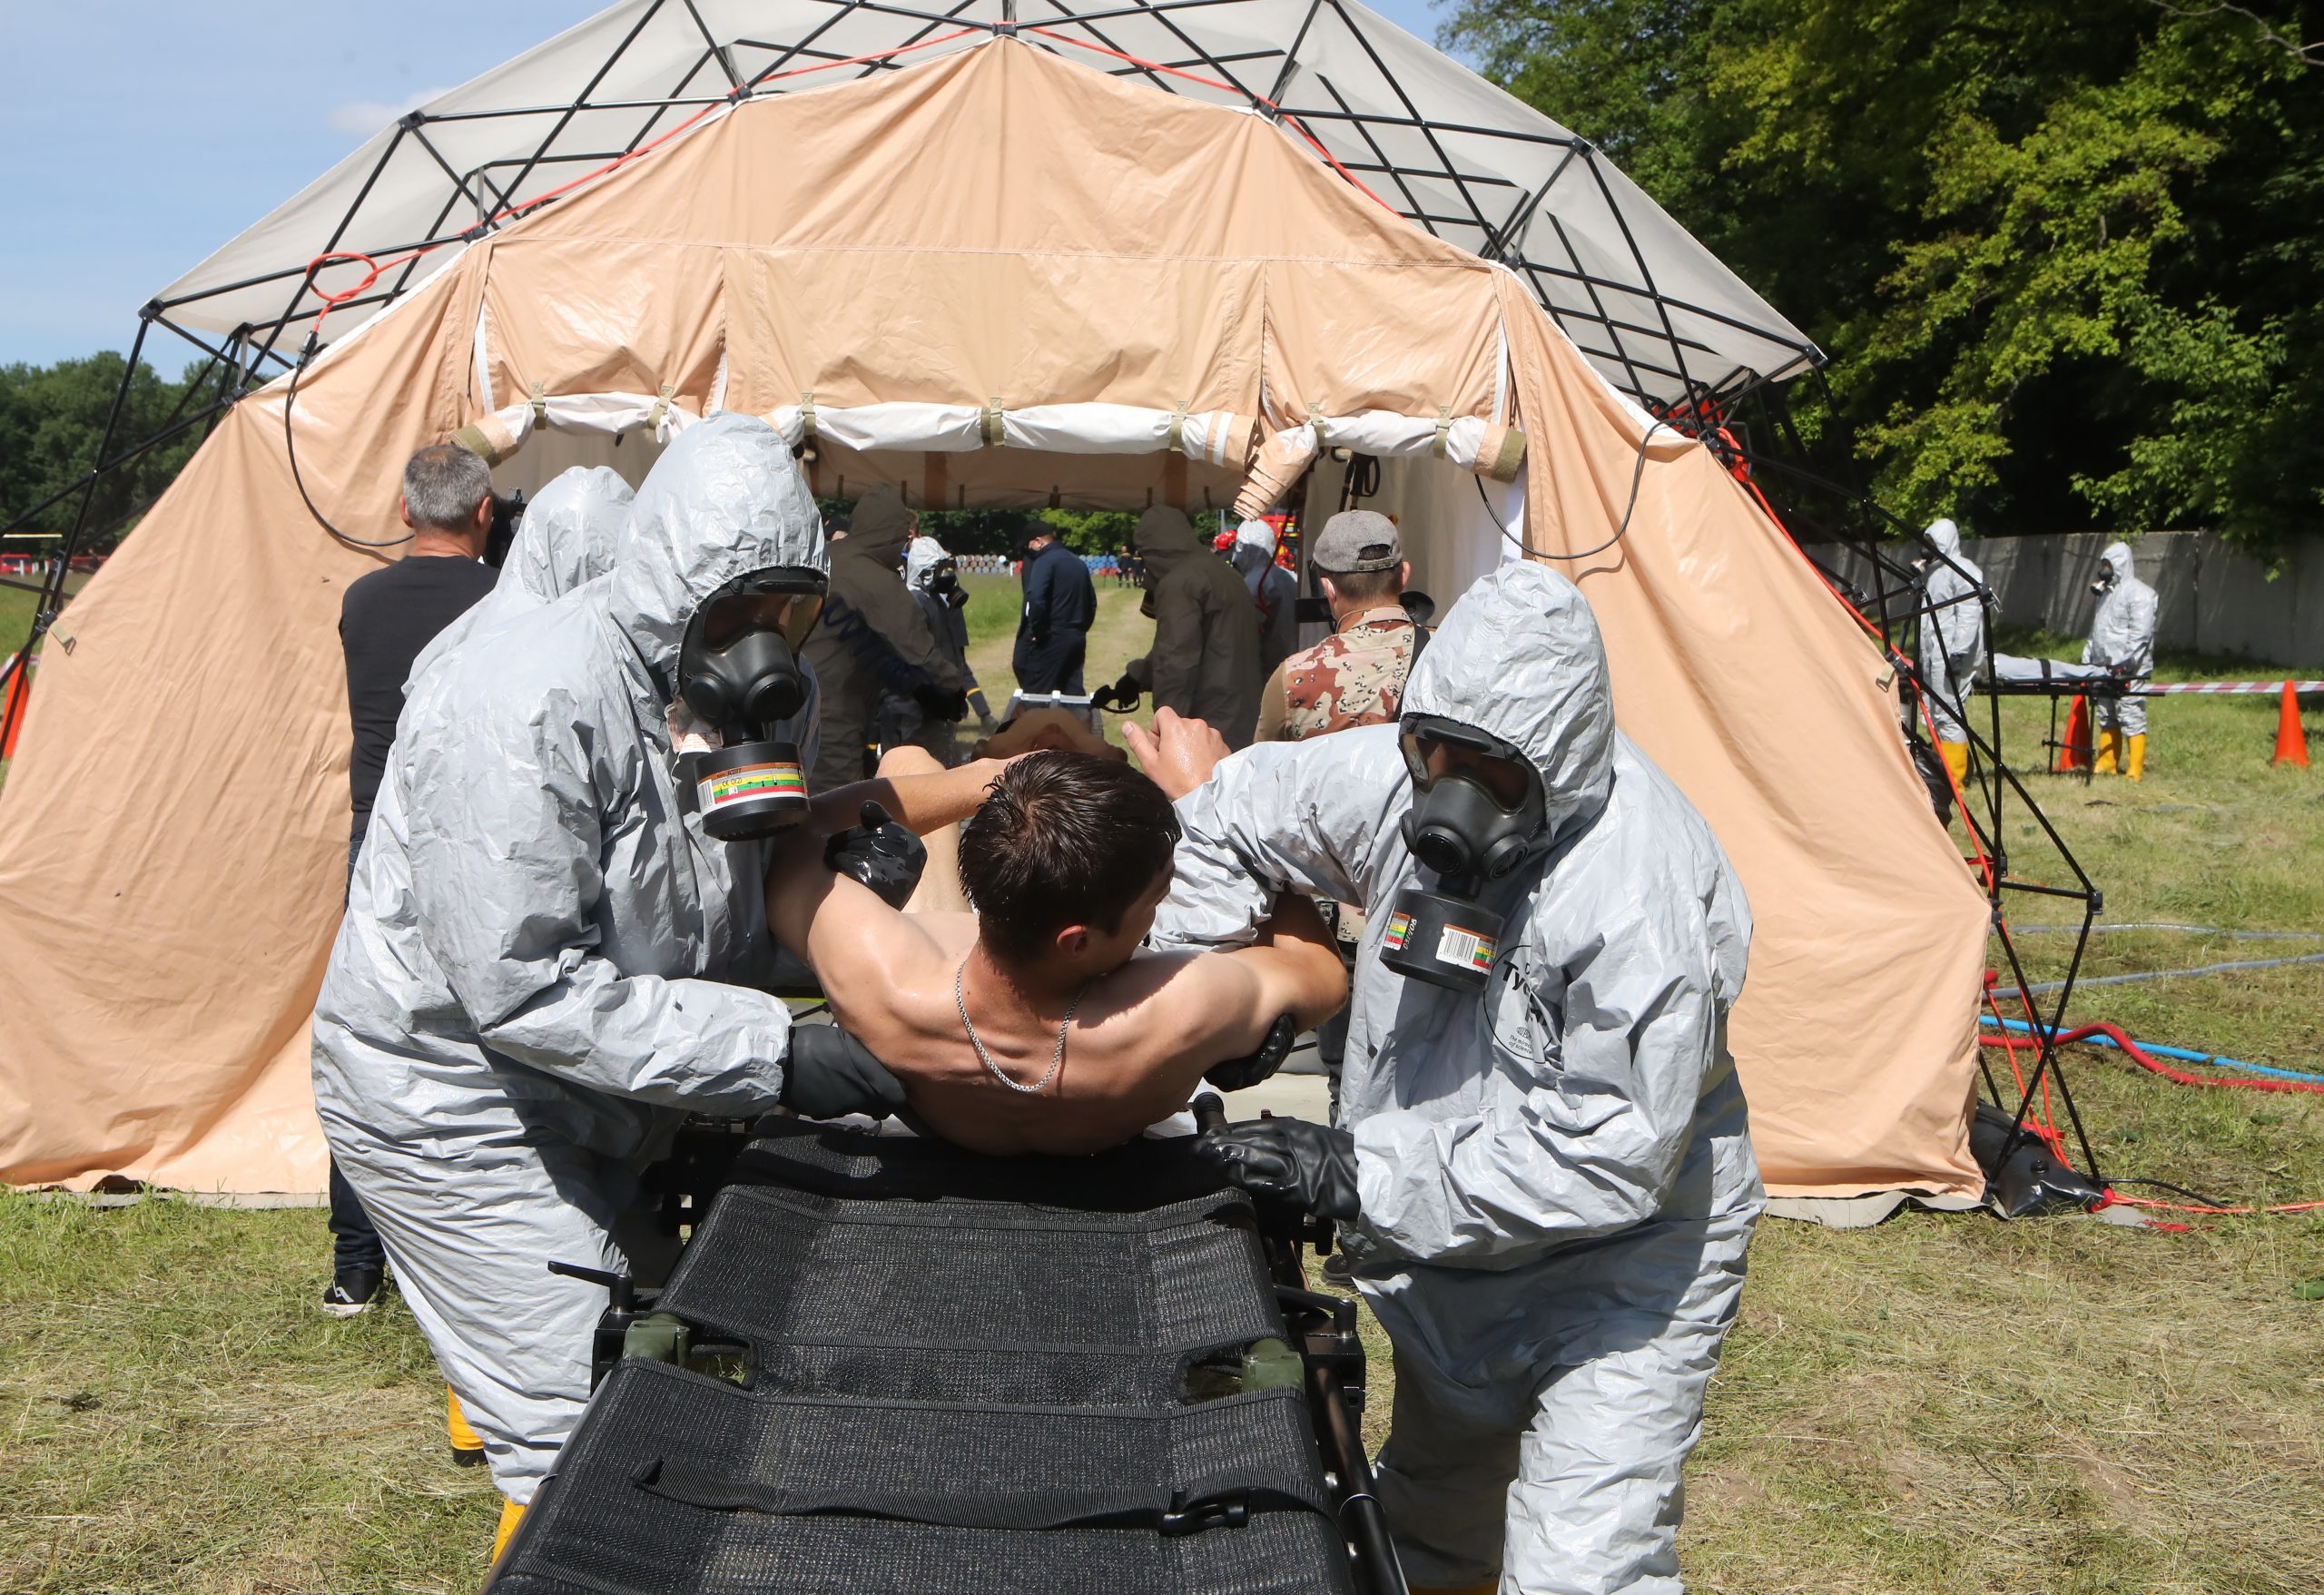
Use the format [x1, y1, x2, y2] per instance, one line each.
[1203, 1013, 1299, 1092]
[782, 1024, 909, 1121]
[1091, 668, 1146, 714]
[1194, 1117, 1361, 1221]
[912, 683, 970, 722]
[823, 801, 926, 909]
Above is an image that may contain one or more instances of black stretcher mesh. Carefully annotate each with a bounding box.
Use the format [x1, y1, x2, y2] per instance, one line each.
[655, 1183, 1281, 1364]
[491, 1127, 1354, 1595]
[495, 1364, 1351, 1595]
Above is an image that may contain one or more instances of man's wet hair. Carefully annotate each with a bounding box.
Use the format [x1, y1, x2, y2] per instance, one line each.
[960, 751, 1181, 964]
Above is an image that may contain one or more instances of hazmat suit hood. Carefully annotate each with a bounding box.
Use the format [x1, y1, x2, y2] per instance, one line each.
[609, 414, 826, 684]
[1400, 563, 1616, 847]
[842, 485, 915, 569]
[2098, 540, 2133, 586]
[509, 467, 630, 601]
[405, 465, 635, 691]
[905, 535, 951, 592]
[1134, 505, 1203, 566]
[1925, 517, 1961, 558]
[1231, 518, 1277, 588]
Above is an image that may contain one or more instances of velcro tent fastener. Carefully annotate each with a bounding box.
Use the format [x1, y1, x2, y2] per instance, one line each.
[529, 381, 547, 426]
[1433, 405, 1453, 459]
[981, 397, 1006, 447]
[646, 382, 675, 432]
[1482, 423, 1528, 482]
[1167, 402, 1189, 454]
[800, 391, 817, 439]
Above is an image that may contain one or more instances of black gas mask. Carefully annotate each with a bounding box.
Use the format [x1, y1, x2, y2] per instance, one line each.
[483, 489, 527, 569]
[676, 567, 825, 840]
[1381, 714, 1551, 992]
[2091, 567, 2117, 597]
[925, 558, 963, 606]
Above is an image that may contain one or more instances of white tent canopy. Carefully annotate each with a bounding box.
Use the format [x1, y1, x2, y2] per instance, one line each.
[153, 0, 1819, 408]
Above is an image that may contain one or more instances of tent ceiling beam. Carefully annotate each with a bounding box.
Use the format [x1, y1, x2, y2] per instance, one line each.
[124, 1, 1824, 418]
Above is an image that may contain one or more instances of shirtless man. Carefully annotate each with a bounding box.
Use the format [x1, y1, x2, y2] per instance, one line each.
[764, 748, 1346, 1155]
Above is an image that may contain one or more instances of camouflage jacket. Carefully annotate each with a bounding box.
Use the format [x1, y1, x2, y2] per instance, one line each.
[1255, 607, 1420, 743]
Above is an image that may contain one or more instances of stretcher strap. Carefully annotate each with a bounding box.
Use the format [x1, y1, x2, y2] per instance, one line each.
[634, 1454, 1331, 1533]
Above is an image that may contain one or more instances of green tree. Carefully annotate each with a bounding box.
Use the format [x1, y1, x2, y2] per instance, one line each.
[1445, 0, 2324, 546]
[0, 353, 222, 555]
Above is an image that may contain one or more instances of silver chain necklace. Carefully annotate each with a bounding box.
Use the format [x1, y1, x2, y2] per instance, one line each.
[954, 957, 1086, 1095]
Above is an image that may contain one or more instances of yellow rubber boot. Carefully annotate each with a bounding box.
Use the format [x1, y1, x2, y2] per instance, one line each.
[491, 1498, 527, 1564]
[447, 1387, 487, 1468]
[2126, 733, 2146, 781]
[2093, 727, 2120, 774]
[1938, 739, 1970, 784]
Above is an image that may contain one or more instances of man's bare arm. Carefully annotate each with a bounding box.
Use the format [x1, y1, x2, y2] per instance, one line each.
[763, 759, 1000, 965]
[1220, 892, 1347, 1039]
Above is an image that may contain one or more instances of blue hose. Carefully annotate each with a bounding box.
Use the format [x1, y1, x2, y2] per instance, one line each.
[1981, 1014, 2324, 1084]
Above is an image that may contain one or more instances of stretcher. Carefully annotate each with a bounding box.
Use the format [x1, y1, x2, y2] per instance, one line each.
[485, 1100, 1405, 1595]
[1984, 654, 2133, 781]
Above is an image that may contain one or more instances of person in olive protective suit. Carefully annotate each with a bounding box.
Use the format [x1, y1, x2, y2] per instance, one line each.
[803, 483, 965, 793]
[1126, 505, 1264, 748]
[312, 416, 907, 1554]
[1128, 562, 1762, 1595]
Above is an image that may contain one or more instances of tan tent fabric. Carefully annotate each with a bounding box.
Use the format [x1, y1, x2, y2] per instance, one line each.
[0, 39, 1982, 1200]
[1495, 276, 1986, 1197]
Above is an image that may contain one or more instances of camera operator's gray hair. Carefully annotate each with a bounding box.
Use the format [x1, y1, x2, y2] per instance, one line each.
[402, 443, 493, 531]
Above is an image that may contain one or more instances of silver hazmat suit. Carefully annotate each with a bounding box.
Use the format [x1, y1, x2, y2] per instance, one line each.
[407, 465, 632, 685]
[312, 414, 824, 1504]
[2082, 540, 2156, 736]
[1915, 517, 1986, 744]
[802, 485, 960, 793]
[1134, 506, 1264, 748]
[1150, 563, 1762, 1593]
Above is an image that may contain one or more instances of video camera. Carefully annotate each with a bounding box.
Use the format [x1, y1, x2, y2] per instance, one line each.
[484, 488, 528, 569]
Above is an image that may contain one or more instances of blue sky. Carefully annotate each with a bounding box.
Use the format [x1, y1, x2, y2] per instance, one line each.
[0, 1, 1453, 370]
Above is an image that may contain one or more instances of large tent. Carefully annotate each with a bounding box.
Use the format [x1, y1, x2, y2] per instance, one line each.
[0, 4, 1986, 1208]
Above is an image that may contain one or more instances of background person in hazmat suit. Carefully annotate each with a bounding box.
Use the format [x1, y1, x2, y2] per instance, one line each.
[311, 415, 906, 1551]
[2083, 540, 2157, 779]
[877, 533, 991, 765]
[1231, 517, 1300, 679]
[803, 483, 964, 793]
[407, 464, 632, 685]
[1915, 517, 1986, 784]
[1127, 562, 1762, 1595]
[1126, 505, 1264, 748]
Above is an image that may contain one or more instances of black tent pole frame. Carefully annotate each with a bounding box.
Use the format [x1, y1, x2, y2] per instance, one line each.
[1723, 387, 2106, 1190]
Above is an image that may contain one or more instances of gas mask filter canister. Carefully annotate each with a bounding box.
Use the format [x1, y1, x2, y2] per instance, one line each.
[677, 569, 824, 841]
[1380, 715, 1551, 993]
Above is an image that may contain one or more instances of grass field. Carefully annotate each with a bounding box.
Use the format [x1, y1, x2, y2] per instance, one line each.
[4, 605, 2321, 1591]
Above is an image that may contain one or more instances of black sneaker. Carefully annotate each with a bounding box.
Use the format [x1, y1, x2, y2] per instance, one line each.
[321, 1267, 382, 1318]
[1319, 1251, 1354, 1288]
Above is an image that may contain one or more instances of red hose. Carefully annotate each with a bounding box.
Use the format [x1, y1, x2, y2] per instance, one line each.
[1979, 1021, 2324, 1097]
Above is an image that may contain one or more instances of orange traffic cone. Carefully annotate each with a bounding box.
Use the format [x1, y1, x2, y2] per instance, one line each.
[2274, 681, 2309, 768]
[2054, 694, 2092, 772]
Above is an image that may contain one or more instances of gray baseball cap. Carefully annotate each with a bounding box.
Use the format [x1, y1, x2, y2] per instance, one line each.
[1310, 509, 1403, 574]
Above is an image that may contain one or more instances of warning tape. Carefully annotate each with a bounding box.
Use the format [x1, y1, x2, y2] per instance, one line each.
[2141, 680, 2324, 694]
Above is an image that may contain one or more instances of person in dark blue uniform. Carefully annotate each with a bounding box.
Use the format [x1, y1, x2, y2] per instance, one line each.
[1012, 518, 1097, 694]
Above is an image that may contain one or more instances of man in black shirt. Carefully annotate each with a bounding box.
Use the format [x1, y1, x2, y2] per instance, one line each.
[327, 442, 499, 1315]
[1012, 519, 1098, 694]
